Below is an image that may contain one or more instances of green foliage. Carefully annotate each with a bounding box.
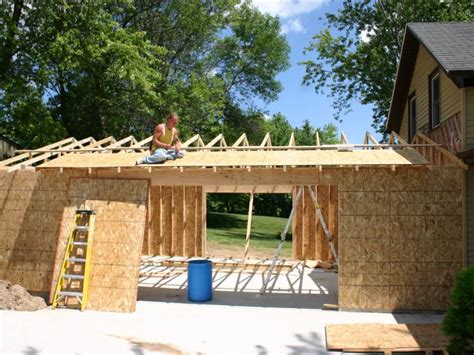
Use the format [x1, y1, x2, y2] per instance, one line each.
[265, 112, 293, 146]
[301, 0, 474, 134]
[206, 212, 292, 258]
[211, 116, 339, 218]
[212, 1, 290, 103]
[0, 0, 290, 147]
[443, 267, 474, 354]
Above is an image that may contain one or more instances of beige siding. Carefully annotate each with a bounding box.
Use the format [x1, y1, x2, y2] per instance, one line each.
[465, 87, 474, 149]
[399, 45, 461, 141]
[466, 87, 474, 266]
[467, 168, 474, 266]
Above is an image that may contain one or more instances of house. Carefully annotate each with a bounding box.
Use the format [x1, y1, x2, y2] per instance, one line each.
[0, 135, 18, 160]
[386, 21, 474, 266]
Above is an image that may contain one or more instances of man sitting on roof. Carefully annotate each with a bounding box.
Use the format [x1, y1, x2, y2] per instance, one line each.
[136, 112, 184, 165]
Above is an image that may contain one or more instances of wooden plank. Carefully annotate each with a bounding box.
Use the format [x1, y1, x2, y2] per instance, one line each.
[292, 189, 304, 260]
[173, 186, 184, 256]
[106, 135, 136, 150]
[232, 133, 249, 147]
[260, 133, 272, 147]
[316, 185, 330, 261]
[243, 192, 254, 260]
[415, 132, 468, 169]
[288, 132, 296, 147]
[161, 186, 173, 256]
[195, 187, 204, 256]
[8, 137, 93, 171]
[203, 185, 294, 193]
[82, 136, 116, 149]
[326, 324, 448, 352]
[205, 134, 224, 148]
[149, 186, 162, 255]
[185, 186, 197, 256]
[0, 137, 76, 166]
[340, 132, 349, 144]
[181, 134, 201, 148]
[328, 185, 338, 261]
[38, 149, 430, 170]
[302, 188, 311, 260]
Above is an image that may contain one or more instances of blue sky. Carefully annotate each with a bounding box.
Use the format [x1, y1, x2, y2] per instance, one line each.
[252, 0, 381, 142]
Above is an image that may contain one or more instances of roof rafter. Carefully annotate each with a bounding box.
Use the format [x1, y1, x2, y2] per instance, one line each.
[0, 137, 76, 167]
[7, 137, 94, 172]
[232, 133, 249, 147]
[340, 132, 349, 144]
[205, 133, 227, 148]
[182, 134, 204, 148]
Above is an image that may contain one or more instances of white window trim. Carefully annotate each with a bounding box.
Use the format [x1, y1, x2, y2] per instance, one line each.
[430, 72, 441, 129]
[408, 95, 416, 142]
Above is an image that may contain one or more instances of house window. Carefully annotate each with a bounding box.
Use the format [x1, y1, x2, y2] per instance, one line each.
[408, 93, 416, 142]
[429, 71, 440, 129]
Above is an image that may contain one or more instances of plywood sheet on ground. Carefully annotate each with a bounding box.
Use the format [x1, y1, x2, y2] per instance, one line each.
[326, 323, 448, 352]
[37, 149, 428, 169]
[50, 178, 148, 312]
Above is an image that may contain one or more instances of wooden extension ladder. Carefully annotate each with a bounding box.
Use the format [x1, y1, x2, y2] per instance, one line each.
[52, 209, 95, 311]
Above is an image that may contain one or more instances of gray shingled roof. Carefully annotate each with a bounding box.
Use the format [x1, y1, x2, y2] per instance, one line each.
[407, 22, 474, 73]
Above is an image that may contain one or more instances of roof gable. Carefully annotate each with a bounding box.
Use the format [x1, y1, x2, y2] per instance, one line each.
[386, 21, 474, 133]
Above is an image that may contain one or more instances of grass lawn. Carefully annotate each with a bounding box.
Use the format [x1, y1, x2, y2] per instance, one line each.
[206, 212, 292, 259]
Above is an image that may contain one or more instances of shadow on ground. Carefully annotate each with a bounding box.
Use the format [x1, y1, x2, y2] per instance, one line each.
[138, 268, 338, 309]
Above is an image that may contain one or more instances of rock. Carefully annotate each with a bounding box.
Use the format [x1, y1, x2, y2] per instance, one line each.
[0, 280, 47, 311]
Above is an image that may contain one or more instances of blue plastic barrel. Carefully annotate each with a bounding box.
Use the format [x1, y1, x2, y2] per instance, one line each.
[187, 259, 213, 302]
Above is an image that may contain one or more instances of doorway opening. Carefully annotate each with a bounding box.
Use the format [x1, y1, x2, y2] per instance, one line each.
[206, 192, 293, 260]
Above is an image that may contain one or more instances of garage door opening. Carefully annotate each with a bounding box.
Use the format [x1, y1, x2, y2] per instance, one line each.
[138, 185, 339, 309]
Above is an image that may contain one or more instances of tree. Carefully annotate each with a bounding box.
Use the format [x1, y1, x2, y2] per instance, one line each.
[294, 119, 339, 146]
[1, 0, 168, 147]
[301, 0, 473, 134]
[0, 1, 291, 147]
[265, 113, 293, 146]
[443, 267, 474, 354]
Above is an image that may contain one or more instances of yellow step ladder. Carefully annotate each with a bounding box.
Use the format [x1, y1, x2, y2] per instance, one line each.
[52, 209, 95, 311]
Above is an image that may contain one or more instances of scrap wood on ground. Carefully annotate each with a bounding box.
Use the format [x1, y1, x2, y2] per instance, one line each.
[325, 323, 449, 353]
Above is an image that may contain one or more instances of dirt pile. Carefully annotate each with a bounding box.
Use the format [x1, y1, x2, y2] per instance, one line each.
[0, 280, 47, 311]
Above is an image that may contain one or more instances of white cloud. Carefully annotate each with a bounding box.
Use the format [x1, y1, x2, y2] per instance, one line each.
[360, 25, 376, 43]
[281, 18, 306, 34]
[252, 0, 329, 19]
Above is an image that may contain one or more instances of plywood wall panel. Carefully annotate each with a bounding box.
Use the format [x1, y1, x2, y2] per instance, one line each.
[146, 185, 204, 257]
[49, 178, 148, 313]
[292, 185, 339, 262]
[161, 186, 173, 256]
[0, 170, 86, 294]
[338, 167, 463, 311]
[196, 187, 204, 256]
[149, 186, 162, 255]
[292, 189, 304, 260]
[185, 186, 197, 256]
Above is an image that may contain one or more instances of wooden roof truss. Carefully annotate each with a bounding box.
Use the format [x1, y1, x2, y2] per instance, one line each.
[0, 130, 466, 172]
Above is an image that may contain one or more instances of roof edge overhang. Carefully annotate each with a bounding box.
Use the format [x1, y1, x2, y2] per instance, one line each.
[386, 23, 474, 134]
[386, 26, 419, 134]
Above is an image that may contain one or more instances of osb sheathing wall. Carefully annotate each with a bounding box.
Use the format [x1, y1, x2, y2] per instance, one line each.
[0, 169, 84, 294]
[338, 168, 463, 311]
[50, 178, 148, 312]
[292, 185, 338, 261]
[143, 186, 205, 257]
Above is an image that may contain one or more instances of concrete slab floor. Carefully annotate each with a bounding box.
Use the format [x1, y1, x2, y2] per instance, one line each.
[0, 266, 444, 354]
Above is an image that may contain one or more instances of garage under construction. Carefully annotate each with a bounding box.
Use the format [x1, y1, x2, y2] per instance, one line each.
[0, 130, 466, 313]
